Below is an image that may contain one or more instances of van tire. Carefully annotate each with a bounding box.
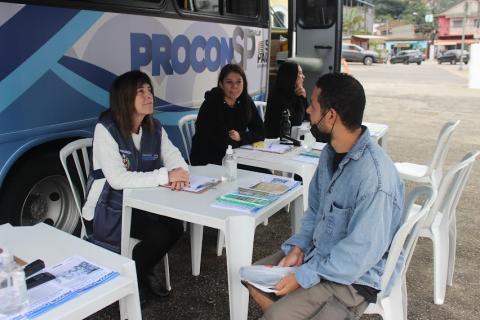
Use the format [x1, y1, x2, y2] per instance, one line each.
[0, 151, 79, 234]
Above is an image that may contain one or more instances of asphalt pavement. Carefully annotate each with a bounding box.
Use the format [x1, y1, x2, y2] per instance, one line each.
[89, 60, 480, 320]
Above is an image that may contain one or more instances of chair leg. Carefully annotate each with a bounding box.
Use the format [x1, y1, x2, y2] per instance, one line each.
[447, 214, 457, 286]
[381, 280, 406, 320]
[217, 230, 225, 256]
[163, 254, 171, 291]
[432, 222, 449, 305]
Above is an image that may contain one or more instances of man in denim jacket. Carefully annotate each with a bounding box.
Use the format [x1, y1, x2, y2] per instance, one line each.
[248, 73, 404, 320]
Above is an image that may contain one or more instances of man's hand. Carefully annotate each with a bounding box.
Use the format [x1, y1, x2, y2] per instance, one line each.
[228, 130, 241, 142]
[167, 168, 189, 191]
[275, 273, 300, 296]
[295, 86, 306, 98]
[278, 246, 304, 267]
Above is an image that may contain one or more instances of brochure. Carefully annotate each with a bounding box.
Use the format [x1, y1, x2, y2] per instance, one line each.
[210, 177, 300, 213]
[239, 265, 297, 293]
[292, 155, 319, 165]
[300, 149, 322, 158]
[3, 256, 118, 320]
[239, 177, 300, 197]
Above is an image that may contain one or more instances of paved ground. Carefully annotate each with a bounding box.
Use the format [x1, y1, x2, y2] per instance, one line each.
[89, 60, 480, 319]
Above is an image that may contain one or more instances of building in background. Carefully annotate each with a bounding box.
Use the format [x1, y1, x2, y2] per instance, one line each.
[434, 0, 479, 55]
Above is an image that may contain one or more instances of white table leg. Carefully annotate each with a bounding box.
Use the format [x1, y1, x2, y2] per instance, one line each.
[119, 261, 142, 320]
[190, 223, 204, 276]
[121, 202, 132, 257]
[301, 168, 314, 208]
[225, 216, 255, 320]
[289, 195, 304, 234]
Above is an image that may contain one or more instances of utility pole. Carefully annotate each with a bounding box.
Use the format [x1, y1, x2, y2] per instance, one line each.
[459, 1, 468, 70]
[477, 0, 480, 41]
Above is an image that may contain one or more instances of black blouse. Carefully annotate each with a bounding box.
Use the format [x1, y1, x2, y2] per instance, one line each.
[190, 87, 265, 165]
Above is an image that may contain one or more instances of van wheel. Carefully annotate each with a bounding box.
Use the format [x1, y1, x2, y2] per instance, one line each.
[0, 151, 79, 233]
[404, 59, 410, 65]
[417, 61, 421, 65]
[363, 56, 373, 65]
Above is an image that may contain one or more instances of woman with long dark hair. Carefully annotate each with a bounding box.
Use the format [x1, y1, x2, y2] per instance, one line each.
[190, 64, 265, 165]
[264, 61, 307, 138]
[82, 70, 189, 303]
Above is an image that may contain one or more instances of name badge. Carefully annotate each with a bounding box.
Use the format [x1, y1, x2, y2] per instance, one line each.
[142, 153, 159, 161]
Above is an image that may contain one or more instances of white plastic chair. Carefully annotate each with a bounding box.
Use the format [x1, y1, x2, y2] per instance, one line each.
[364, 186, 436, 320]
[410, 150, 479, 305]
[254, 100, 267, 121]
[59, 138, 171, 291]
[395, 120, 460, 188]
[177, 114, 198, 165]
[177, 114, 225, 257]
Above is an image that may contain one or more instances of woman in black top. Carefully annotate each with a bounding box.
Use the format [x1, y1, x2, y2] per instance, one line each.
[190, 64, 265, 165]
[264, 61, 307, 138]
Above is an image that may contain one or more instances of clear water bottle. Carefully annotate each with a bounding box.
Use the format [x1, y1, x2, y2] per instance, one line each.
[222, 145, 237, 181]
[0, 249, 28, 316]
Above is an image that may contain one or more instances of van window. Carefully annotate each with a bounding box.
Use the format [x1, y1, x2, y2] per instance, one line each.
[194, 0, 219, 13]
[297, 0, 336, 29]
[226, 0, 258, 17]
[177, 0, 259, 17]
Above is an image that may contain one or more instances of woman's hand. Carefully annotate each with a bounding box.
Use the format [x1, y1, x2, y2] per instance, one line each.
[168, 168, 189, 191]
[228, 130, 241, 142]
[278, 246, 304, 267]
[295, 86, 306, 98]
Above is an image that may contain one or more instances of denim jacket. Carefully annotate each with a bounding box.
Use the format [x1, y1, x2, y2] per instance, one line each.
[282, 127, 404, 290]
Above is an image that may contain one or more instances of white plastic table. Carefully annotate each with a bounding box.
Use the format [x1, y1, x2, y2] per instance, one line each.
[236, 146, 316, 208]
[121, 164, 303, 320]
[236, 122, 390, 207]
[0, 223, 141, 320]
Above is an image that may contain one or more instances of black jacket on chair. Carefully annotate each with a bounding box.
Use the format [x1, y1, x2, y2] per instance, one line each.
[190, 87, 265, 166]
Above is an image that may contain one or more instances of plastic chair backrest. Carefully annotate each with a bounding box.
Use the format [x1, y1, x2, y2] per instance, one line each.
[423, 150, 479, 228]
[59, 138, 93, 237]
[379, 186, 435, 296]
[254, 101, 267, 121]
[427, 120, 460, 185]
[177, 114, 197, 164]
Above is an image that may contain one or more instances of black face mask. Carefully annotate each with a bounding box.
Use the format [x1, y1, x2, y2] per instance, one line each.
[310, 110, 332, 143]
[310, 124, 330, 143]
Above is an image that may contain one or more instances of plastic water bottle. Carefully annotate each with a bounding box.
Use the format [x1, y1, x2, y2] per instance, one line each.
[0, 249, 28, 316]
[302, 131, 316, 152]
[222, 145, 237, 181]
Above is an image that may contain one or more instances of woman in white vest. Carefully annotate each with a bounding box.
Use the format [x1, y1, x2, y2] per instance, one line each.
[82, 70, 189, 304]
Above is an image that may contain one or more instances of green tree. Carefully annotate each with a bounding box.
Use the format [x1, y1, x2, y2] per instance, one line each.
[343, 7, 367, 35]
[372, 0, 406, 20]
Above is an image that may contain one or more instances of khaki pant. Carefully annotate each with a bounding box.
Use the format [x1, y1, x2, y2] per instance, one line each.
[255, 251, 369, 320]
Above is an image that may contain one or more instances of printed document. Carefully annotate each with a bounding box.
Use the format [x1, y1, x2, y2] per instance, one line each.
[2, 256, 118, 320]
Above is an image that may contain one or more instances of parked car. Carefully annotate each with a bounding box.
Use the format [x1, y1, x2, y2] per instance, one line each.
[437, 49, 469, 64]
[341, 44, 379, 65]
[390, 50, 424, 65]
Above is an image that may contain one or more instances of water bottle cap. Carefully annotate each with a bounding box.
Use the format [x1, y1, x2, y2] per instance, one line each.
[226, 145, 233, 155]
